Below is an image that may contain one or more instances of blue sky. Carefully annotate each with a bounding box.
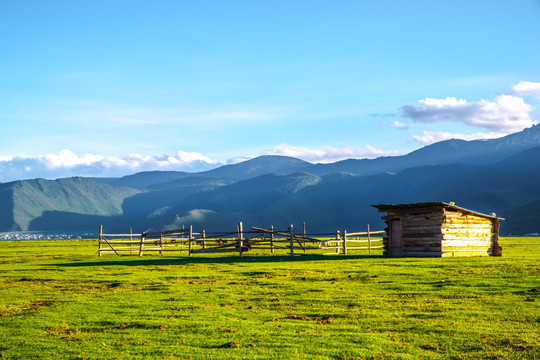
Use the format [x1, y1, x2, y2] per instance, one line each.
[1, 0, 540, 182]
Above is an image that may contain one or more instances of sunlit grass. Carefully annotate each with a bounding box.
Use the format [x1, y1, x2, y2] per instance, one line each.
[0, 238, 538, 359]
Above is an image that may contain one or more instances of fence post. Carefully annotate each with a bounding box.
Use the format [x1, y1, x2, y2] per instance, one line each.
[302, 221, 306, 253]
[98, 225, 103, 257]
[289, 225, 294, 257]
[335, 230, 340, 254]
[188, 225, 193, 257]
[159, 234, 164, 255]
[238, 222, 244, 257]
[343, 230, 347, 255]
[130, 228, 133, 253]
[270, 225, 275, 253]
[367, 224, 372, 255]
[202, 230, 206, 249]
[139, 232, 145, 257]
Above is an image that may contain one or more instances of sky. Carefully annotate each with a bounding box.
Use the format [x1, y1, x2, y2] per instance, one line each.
[1, 0, 540, 182]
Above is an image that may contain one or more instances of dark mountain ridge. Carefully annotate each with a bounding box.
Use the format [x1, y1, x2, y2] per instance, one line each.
[307, 124, 540, 176]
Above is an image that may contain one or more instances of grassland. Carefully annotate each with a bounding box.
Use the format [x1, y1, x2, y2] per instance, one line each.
[0, 238, 538, 359]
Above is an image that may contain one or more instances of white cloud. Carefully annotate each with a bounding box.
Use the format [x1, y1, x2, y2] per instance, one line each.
[56, 102, 279, 128]
[411, 130, 504, 145]
[401, 95, 537, 133]
[226, 156, 254, 165]
[0, 150, 220, 183]
[380, 120, 411, 130]
[261, 144, 401, 163]
[511, 81, 540, 98]
[392, 121, 410, 130]
[40, 150, 105, 168]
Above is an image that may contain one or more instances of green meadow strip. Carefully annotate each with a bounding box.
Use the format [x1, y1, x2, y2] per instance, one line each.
[0, 238, 538, 359]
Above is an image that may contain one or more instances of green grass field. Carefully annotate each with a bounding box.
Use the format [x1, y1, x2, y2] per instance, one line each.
[0, 238, 538, 359]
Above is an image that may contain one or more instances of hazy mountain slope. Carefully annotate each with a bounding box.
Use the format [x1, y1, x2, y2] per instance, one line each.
[0, 186, 16, 231]
[264, 151, 540, 233]
[308, 124, 540, 176]
[145, 176, 235, 191]
[176, 172, 321, 213]
[92, 171, 194, 189]
[143, 172, 322, 231]
[504, 200, 540, 235]
[149, 148, 540, 234]
[0, 177, 141, 231]
[121, 176, 235, 218]
[200, 156, 313, 180]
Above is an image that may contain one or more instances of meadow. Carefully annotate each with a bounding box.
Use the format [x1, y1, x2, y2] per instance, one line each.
[0, 237, 538, 359]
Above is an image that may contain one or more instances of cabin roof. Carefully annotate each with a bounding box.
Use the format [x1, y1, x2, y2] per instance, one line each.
[372, 202, 504, 221]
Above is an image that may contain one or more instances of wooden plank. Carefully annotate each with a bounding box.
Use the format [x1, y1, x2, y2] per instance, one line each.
[401, 238, 442, 243]
[191, 247, 249, 254]
[289, 225, 294, 257]
[442, 227, 492, 233]
[402, 231, 443, 237]
[403, 241, 442, 247]
[442, 247, 490, 252]
[402, 235, 444, 241]
[367, 224, 371, 255]
[401, 246, 442, 252]
[98, 250, 138, 254]
[290, 246, 322, 250]
[347, 246, 384, 250]
[443, 219, 493, 226]
[188, 225, 193, 257]
[442, 235, 493, 242]
[346, 230, 385, 236]
[343, 230, 347, 255]
[270, 225, 275, 253]
[101, 240, 142, 245]
[238, 222, 244, 257]
[345, 239, 383, 243]
[442, 250, 490, 257]
[398, 251, 443, 257]
[442, 240, 491, 247]
[98, 225, 103, 257]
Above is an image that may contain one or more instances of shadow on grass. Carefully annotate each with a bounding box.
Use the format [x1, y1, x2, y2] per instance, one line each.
[55, 254, 384, 267]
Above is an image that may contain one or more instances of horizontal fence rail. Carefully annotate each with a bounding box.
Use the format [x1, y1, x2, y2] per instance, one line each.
[98, 223, 384, 257]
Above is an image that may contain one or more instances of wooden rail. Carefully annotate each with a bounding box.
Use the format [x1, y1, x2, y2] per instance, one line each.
[98, 222, 384, 257]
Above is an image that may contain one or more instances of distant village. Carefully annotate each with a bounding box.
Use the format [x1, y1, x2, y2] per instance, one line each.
[0, 232, 95, 241]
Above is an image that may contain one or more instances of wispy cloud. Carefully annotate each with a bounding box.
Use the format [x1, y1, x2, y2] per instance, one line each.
[0, 150, 220, 183]
[511, 81, 540, 98]
[7, 100, 283, 129]
[401, 95, 536, 133]
[369, 113, 396, 118]
[226, 156, 254, 165]
[380, 120, 411, 130]
[261, 144, 401, 163]
[411, 130, 504, 146]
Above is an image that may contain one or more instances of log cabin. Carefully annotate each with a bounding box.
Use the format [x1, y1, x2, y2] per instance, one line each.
[372, 202, 503, 257]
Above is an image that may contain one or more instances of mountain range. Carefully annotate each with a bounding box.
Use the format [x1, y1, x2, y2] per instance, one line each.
[2, 124, 540, 235]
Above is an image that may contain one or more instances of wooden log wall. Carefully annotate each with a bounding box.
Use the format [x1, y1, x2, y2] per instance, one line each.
[379, 205, 500, 257]
[441, 209, 496, 257]
[382, 207, 446, 257]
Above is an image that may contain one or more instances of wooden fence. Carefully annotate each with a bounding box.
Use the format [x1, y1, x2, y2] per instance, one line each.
[97, 223, 384, 257]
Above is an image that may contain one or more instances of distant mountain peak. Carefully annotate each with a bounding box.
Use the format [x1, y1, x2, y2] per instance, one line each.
[201, 155, 313, 180]
[499, 123, 540, 146]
